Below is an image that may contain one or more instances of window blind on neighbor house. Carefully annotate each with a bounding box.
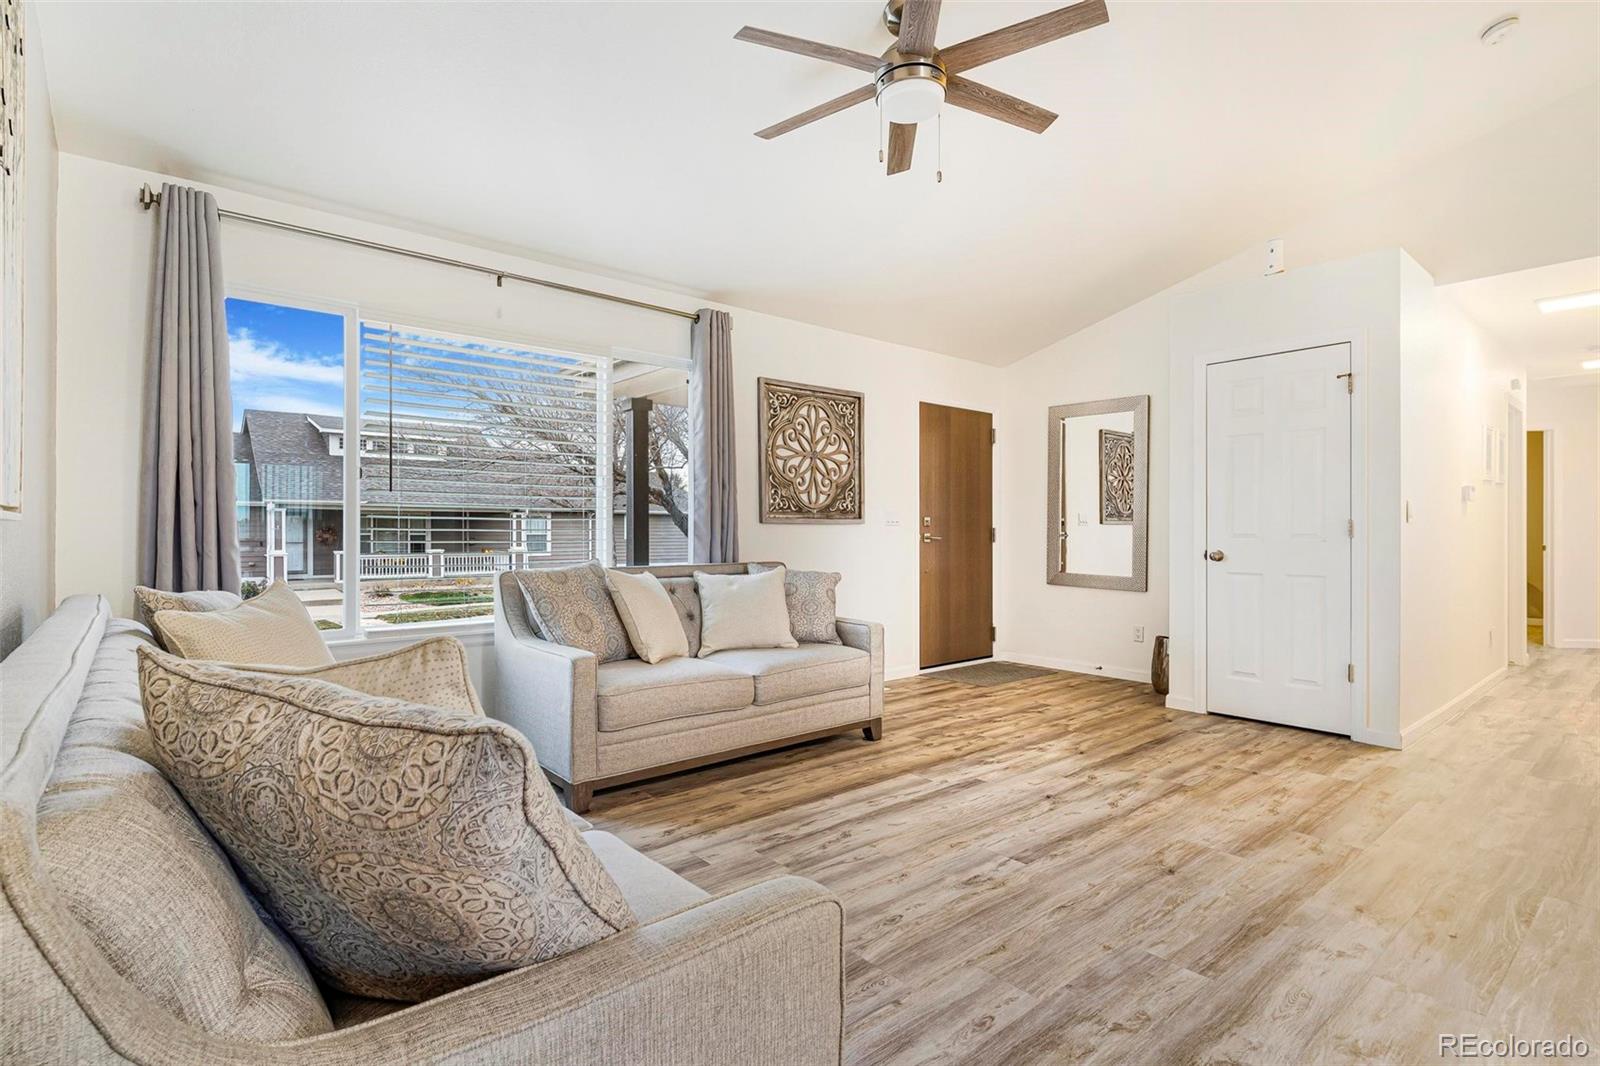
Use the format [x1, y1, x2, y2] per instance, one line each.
[358, 321, 606, 621]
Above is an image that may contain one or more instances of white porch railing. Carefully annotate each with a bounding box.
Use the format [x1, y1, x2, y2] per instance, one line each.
[334, 549, 545, 583]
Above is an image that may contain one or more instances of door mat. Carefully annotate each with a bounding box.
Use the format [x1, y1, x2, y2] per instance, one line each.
[928, 661, 1058, 687]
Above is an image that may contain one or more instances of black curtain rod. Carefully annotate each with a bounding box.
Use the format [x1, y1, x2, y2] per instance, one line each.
[137, 183, 700, 324]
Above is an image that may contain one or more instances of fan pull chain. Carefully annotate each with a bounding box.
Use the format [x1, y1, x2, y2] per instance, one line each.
[878, 103, 884, 164]
[936, 111, 943, 183]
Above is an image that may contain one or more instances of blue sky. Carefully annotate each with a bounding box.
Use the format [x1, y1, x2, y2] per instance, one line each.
[226, 298, 345, 430]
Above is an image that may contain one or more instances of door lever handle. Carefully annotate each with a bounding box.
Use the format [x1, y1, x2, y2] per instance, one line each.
[922, 533, 943, 543]
[1206, 549, 1225, 562]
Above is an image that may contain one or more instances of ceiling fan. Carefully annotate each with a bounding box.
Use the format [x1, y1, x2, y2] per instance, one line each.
[736, 0, 1110, 175]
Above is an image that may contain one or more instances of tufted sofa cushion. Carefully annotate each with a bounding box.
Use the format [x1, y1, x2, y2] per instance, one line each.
[657, 577, 704, 657]
[35, 620, 334, 1040]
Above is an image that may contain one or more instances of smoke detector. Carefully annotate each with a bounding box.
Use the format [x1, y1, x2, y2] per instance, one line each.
[1480, 15, 1519, 46]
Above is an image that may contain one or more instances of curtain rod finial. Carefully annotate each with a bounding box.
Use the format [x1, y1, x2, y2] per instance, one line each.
[138, 183, 160, 210]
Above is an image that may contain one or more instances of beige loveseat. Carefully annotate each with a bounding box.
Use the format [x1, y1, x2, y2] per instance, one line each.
[492, 563, 885, 813]
[1, 595, 845, 1064]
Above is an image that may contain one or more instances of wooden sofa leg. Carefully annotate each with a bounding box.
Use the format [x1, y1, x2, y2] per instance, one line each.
[863, 718, 883, 742]
[566, 782, 594, 815]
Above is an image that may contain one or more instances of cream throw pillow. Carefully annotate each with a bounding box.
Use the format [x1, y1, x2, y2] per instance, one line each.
[137, 647, 636, 1001]
[218, 636, 482, 715]
[604, 570, 689, 664]
[151, 581, 334, 667]
[695, 568, 798, 658]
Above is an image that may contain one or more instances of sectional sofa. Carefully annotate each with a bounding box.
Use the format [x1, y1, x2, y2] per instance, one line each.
[0, 595, 845, 1064]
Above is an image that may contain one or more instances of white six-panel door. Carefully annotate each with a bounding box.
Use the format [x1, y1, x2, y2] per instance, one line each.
[1205, 344, 1352, 734]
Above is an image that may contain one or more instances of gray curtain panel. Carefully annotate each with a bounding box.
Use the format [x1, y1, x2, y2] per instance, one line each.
[138, 184, 241, 594]
[689, 308, 739, 564]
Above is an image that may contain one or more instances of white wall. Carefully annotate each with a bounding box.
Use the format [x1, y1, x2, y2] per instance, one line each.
[998, 285, 1171, 682]
[52, 153, 1001, 680]
[1528, 376, 1600, 649]
[0, 5, 59, 658]
[1397, 266, 1522, 739]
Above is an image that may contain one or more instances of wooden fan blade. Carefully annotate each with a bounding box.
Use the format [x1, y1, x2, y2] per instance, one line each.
[940, 0, 1109, 74]
[735, 26, 882, 73]
[887, 122, 916, 174]
[946, 76, 1057, 133]
[755, 84, 875, 140]
[898, 0, 943, 57]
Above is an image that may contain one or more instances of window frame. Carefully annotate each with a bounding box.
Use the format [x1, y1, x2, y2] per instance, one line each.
[225, 285, 688, 645]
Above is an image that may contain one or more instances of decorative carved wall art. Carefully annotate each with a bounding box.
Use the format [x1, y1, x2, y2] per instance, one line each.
[758, 377, 864, 523]
[1099, 428, 1135, 524]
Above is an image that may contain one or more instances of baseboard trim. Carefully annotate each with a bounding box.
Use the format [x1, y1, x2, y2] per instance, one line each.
[994, 651, 1151, 685]
[1551, 637, 1600, 650]
[1399, 666, 1508, 747]
[1164, 695, 1198, 713]
[1350, 726, 1402, 750]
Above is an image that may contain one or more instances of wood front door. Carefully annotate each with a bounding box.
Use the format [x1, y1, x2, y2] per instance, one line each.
[919, 402, 994, 668]
[1205, 343, 1352, 733]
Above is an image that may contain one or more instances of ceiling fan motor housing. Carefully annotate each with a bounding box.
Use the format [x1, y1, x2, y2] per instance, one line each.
[875, 47, 947, 123]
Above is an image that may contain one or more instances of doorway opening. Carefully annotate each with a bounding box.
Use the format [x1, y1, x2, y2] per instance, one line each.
[1527, 430, 1547, 647]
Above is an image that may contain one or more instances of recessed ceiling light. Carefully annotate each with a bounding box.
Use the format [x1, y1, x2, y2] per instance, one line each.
[1536, 290, 1600, 314]
[1481, 15, 1520, 46]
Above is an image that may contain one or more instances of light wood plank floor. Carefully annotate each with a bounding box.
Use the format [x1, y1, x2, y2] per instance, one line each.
[590, 648, 1599, 1065]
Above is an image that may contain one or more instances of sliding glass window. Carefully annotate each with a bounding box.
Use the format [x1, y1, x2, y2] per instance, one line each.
[225, 295, 688, 638]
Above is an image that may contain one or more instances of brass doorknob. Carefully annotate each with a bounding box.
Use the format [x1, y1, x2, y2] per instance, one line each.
[1206, 549, 1225, 562]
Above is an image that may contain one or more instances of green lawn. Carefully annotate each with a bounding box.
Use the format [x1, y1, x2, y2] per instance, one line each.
[374, 605, 494, 625]
[397, 589, 493, 607]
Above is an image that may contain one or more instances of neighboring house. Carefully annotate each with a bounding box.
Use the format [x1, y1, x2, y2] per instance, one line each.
[233, 409, 687, 583]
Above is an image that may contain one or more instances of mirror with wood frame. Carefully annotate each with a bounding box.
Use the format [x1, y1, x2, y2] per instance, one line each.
[1046, 395, 1149, 591]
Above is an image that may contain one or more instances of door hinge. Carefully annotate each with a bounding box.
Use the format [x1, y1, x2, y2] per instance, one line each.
[990, 428, 996, 445]
[1347, 663, 1355, 683]
[991, 625, 997, 641]
[1347, 518, 1354, 538]
[1337, 371, 1354, 394]
[991, 527, 997, 543]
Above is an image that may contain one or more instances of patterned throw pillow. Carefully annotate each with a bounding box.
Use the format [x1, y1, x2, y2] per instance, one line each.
[131, 585, 242, 638]
[749, 563, 842, 645]
[513, 562, 633, 663]
[137, 647, 637, 1001]
[150, 581, 334, 668]
[219, 636, 482, 716]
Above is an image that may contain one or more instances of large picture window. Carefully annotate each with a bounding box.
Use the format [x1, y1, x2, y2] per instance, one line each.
[225, 295, 685, 637]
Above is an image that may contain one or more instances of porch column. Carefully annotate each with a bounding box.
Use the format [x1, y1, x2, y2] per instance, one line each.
[622, 396, 653, 566]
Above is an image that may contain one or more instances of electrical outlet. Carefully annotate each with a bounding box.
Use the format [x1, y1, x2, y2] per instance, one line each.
[1133, 626, 1145, 643]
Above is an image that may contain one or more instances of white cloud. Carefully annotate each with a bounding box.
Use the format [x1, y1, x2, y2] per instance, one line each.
[230, 328, 343, 384]
[237, 390, 344, 418]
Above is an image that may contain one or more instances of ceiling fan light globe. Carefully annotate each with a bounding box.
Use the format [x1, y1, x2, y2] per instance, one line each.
[878, 78, 944, 124]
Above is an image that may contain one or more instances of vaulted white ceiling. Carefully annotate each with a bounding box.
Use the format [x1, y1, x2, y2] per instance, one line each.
[35, 1, 1600, 364]
[1443, 257, 1600, 382]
